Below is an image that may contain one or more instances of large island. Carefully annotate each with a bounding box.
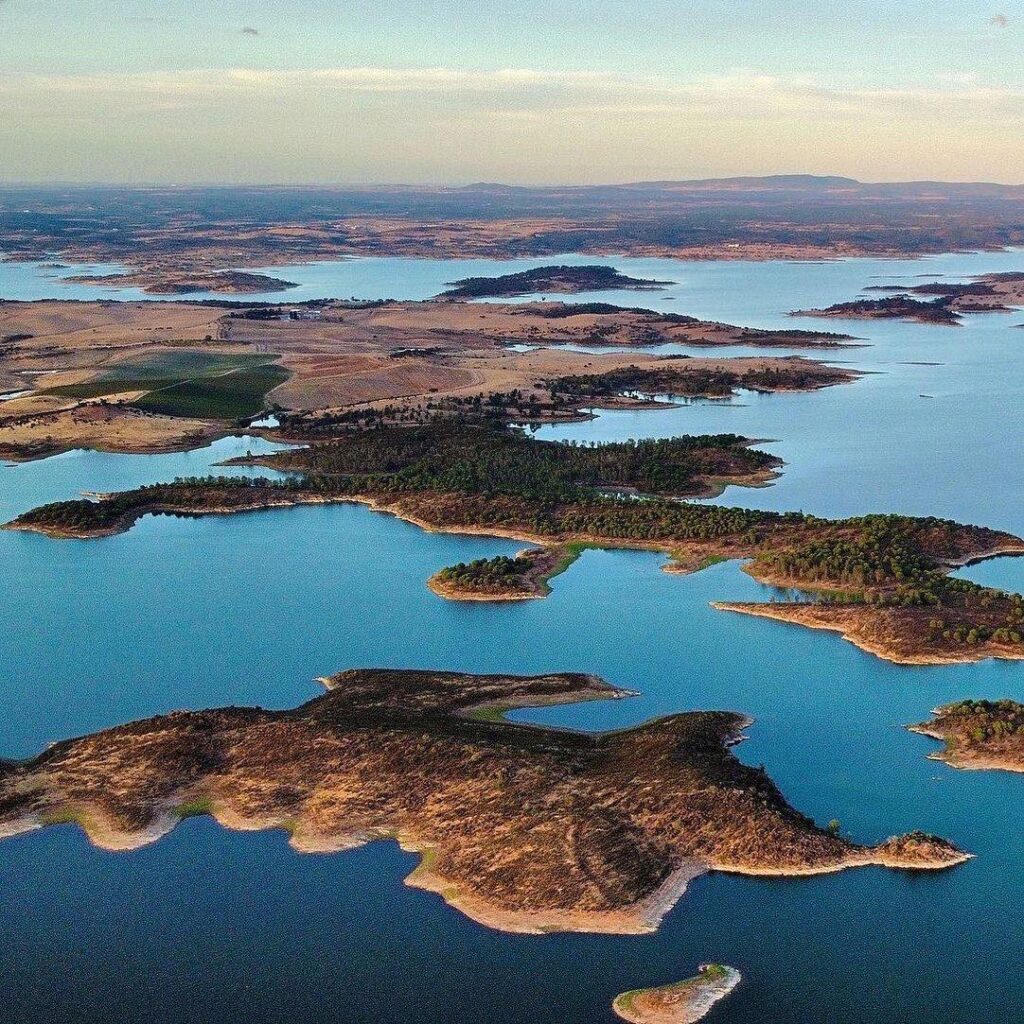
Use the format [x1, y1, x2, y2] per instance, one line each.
[0, 669, 967, 934]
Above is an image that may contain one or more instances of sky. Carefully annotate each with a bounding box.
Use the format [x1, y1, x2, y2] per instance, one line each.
[0, 0, 1022, 185]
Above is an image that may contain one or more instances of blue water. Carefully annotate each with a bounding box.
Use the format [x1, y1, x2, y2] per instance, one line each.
[3, 252, 1024, 1023]
[4, 248, 1024, 311]
[0, 260, 147, 300]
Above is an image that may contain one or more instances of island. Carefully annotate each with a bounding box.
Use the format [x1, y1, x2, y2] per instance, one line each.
[8, 416, 1024, 665]
[909, 699, 1024, 772]
[792, 295, 963, 325]
[64, 270, 299, 295]
[428, 546, 576, 601]
[0, 669, 968, 934]
[542, 360, 856, 402]
[613, 965, 741, 1024]
[437, 264, 672, 298]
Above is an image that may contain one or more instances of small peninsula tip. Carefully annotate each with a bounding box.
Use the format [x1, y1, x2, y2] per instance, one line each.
[909, 699, 1024, 772]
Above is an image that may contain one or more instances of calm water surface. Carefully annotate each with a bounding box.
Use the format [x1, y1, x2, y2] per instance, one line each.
[2, 253, 1024, 1023]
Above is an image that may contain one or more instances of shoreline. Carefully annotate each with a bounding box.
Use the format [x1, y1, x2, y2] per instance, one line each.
[712, 598, 1024, 666]
[904, 723, 1024, 773]
[9, 487, 1024, 666]
[0, 804, 969, 931]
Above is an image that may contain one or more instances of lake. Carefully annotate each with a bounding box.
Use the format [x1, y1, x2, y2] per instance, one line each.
[2, 252, 1024, 1023]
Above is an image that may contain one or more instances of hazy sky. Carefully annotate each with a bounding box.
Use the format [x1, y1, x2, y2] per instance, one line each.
[1, 0, 1022, 184]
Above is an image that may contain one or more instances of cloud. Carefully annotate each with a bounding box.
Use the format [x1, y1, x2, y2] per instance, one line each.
[241, 26, 259, 36]
[991, 13, 1009, 27]
[4, 66, 1024, 124]
[2, 65, 1022, 110]
[3, 65, 1024, 185]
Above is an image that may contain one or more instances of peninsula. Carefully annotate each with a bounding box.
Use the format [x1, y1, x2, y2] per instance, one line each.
[8, 417, 1024, 665]
[0, 669, 968, 934]
[0, 297, 855, 461]
[613, 965, 742, 1024]
[438, 264, 671, 298]
[909, 699, 1024, 772]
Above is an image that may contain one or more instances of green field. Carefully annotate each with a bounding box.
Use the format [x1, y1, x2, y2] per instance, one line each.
[43, 351, 289, 420]
[131, 364, 290, 419]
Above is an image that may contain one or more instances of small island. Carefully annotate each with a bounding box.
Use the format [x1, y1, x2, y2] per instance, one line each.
[64, 270, 299, 295]
[794, 271, 1024, 326]
[438, 264, 672, 299]
[428, 546, 577, 601]
[0, 669, 968, 934]
[792, 295, 963, 325]
[909, 699, 1024, 772]
[613, 965, 742, 1024]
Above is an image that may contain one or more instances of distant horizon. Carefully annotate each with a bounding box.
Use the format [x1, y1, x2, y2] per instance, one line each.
[3, 173, 1024, 190]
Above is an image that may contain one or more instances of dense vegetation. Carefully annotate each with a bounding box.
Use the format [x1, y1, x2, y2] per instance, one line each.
[12, 419, 1024, 656]
[805, 296, 961, 324]
[934, 700, 1024, 742]
[753, 514, 999, 604]
[262, 421, 778, 500]
[750, 514, 1024, 646]
[13, 416, 795, 544]
[755, 516, 954, 597]
[435, 554, 533, 593]
[545, 363, 844, 400]
[12, 479, 298, 534]
[16, 476, 792, 544]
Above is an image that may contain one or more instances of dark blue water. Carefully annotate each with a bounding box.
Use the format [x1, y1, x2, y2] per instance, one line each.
[3, 253, 1024, 1023]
